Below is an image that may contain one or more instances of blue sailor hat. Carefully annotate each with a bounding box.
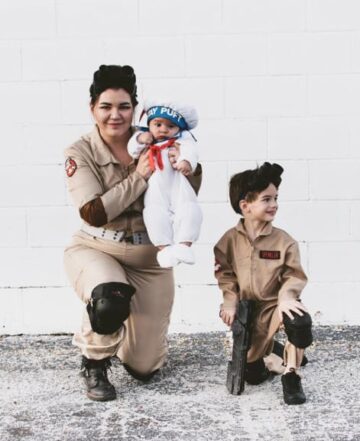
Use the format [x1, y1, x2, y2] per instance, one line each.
[143, 99, 198, 131]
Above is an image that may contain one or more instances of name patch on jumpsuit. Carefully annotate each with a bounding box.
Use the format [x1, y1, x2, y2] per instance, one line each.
[259, 250, 281, 259]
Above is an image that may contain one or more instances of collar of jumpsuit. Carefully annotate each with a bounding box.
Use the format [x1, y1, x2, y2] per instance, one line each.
[90, 125, 136, 166]
[235, 218, 273, 238]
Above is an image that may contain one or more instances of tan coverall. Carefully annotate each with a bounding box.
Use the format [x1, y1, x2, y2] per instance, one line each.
[63, 127, 201, 375]
[214, 219, 308, 370]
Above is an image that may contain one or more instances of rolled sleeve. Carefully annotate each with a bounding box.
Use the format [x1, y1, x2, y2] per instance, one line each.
[186, 163, 202, 195]
[65, 147, 148, 223]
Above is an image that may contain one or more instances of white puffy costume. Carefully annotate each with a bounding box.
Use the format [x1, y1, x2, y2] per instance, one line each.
[128, 100, 203, 267]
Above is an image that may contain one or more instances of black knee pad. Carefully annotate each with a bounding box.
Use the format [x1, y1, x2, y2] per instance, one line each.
[87, 282, 135, 335]
[283, 311, 313, 349]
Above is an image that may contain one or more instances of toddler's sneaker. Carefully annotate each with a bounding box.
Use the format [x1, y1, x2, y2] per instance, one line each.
[281, 371, 306, 405]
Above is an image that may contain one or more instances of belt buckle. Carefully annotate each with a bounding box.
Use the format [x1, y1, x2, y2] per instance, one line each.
[111, 230, 126, 242]
[123, 235, 133, 244]
[132, 232, 143, 245]
[122, 232, 146, 245]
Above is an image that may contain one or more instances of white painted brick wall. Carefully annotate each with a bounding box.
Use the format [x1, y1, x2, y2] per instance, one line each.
[185, 35, 267, 77]
[225, 77, 307, 118]
[1, 0, 359, 334]
[268, 117, 351, 160]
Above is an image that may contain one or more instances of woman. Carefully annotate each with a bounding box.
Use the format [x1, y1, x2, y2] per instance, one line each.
[64, 65, 202, 401]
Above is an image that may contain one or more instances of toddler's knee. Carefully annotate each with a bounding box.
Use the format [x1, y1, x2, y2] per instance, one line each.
[283, 311, 313, 349]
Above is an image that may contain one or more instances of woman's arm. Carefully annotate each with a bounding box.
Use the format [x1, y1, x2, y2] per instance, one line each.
[65, 147, 151, 227]
[186, 163, 202, 195]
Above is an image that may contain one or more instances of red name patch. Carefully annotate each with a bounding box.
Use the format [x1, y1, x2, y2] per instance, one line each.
[260, 250, 281, 259]
[65, 157, 77, 177]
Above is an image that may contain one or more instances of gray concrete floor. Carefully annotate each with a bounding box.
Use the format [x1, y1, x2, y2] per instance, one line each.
[0, 326, 359, 441]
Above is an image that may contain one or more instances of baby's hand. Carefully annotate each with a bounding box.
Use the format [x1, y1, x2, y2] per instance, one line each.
[220, 307, 236, 327]
[278, 299, 307, 322]
[168, 144, 180, 169]
[176, 160, 192, 176]
[137, 132, 154, 145]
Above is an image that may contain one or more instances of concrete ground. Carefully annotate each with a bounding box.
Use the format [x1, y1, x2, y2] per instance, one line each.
[0, 326, 359, 441]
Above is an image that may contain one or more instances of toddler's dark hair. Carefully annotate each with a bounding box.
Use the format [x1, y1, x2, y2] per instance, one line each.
[90, 65, 138, 106]
[229, 162, 283, 214]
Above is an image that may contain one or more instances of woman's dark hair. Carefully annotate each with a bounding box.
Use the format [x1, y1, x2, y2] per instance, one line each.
[229, 162, 284, 214]
[90, 64, 138, 106]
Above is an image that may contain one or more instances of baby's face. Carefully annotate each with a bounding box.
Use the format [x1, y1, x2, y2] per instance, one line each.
[149, 117, 180, 141]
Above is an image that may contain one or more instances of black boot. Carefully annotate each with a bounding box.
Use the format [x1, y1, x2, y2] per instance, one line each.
[123, 363, 158, 382]
[244, 358, 270, 385]
[272, 340, 308, 366]
[281, 371, 306, 405]
[80, 356, 116, 401]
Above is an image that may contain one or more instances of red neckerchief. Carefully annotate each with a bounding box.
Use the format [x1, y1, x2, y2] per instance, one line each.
[148, 138, 176, 171]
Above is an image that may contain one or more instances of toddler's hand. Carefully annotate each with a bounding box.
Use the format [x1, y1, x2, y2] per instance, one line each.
[278, 299, 307, 322]
[137, 132, 154, 145]
[177, 160, 192, 176]
[220, 307, 236, 327]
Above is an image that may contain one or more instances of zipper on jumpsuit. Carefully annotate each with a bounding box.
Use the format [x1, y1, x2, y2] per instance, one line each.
[125, 165, 132, 237]
[249, 242, 255, 298]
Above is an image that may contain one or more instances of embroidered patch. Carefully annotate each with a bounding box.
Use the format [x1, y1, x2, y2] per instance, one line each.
[260, 250, 281, 260]
[214, 259, 222, 273]
[65, 157, 77, 177]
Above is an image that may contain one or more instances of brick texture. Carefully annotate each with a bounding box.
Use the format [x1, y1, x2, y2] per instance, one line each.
[0, 0, 359, 332]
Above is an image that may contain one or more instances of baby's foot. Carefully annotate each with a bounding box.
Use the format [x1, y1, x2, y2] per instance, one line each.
[157, 246, 179, 268]
[173, 244, 195, 265]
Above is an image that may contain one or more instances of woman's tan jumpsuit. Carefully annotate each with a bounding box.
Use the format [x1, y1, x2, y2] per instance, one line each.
[64, 127, 201, 375]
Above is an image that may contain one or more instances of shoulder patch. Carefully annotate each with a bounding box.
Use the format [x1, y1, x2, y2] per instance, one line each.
[214, 259, 222, 273]
[65, 157, 77, 177]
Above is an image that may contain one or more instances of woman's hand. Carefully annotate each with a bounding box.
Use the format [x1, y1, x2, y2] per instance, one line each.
[136, 150, 152, 180]
[278, 299, 307, 322]
[220, 307, 236, 327]
[168, 143, 180, 169]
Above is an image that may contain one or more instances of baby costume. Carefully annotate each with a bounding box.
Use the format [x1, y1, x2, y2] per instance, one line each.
[128, 100, 202, 267]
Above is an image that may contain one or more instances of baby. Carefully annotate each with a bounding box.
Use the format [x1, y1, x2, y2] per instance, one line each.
[128, 100, 203, 268]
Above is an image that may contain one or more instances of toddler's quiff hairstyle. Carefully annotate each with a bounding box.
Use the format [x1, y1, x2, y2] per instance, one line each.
[229, 162, 284, 215]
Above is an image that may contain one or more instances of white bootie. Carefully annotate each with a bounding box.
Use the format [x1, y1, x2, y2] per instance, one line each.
[173, 244, 195, 265]
[157, 246, 179, 268]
